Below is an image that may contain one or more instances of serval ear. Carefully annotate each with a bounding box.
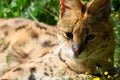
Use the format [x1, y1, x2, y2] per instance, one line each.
[86, 0, 111, 20]
[60, 0, 84, 18]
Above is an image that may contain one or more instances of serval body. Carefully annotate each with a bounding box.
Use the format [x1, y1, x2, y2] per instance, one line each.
[0, 0, 116, 80]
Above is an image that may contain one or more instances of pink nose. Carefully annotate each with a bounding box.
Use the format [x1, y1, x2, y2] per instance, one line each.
[72, 44, 84, 57]
[72, 44, 79, 57]
[72, 44, 79, 53]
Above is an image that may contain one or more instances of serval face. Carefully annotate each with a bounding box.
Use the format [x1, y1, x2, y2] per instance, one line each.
[57, 0, 115, 73]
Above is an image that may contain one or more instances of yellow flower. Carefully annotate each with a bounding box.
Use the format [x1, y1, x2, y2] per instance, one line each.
[104, 71, 109, 75]
[85, 72, 89, 75]
[107, 75, 111, 79]
[92, 77, 100, 80]
[115, 14, 119, 18]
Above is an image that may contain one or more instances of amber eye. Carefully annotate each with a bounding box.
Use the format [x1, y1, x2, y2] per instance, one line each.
[85, 34, 95, 44]
[65, 32, 73, 39]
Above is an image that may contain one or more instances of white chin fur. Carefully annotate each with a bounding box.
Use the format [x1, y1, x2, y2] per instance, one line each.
[60, 45, 74, 58]
[57, 34, 74, 58]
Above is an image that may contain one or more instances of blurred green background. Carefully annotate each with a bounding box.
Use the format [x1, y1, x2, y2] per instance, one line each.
[0, 0, 120, 60]
[0, 0, 59, 25]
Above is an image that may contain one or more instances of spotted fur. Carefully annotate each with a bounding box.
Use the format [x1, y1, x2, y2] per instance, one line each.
[0, 0, 117, 80]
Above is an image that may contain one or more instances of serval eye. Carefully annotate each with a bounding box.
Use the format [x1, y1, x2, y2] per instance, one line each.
[85, 34, 95, 43]
[86, 34, 95, 40]
[66, 32, 73, 39]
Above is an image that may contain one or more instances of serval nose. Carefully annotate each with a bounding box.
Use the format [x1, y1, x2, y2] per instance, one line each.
[72, 44, 84, 57]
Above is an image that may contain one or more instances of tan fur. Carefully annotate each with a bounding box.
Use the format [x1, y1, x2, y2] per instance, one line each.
[0, 18, 87, 80]
[0, 0, 116, 79]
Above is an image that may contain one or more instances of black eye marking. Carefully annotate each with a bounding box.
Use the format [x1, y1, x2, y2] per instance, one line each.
[85, 34, 95, 44]
[65, 32, 73, 39]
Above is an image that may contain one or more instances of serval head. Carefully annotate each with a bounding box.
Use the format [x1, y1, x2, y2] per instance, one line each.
[57, 0, 115, 73]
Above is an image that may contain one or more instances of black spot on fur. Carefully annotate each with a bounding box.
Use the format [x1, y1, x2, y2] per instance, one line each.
[13, 67, 23, 72]
[49, 66, 53, 72]
[45, 32, 56, 37]
[15, 25, 26, 31]
[21, 53, 28, 59]
[42, 40, 51, 47]
[28, 74, 36, 80]
[44, 72, 49, 76]
[30, 67, 36, 72]
[35, 23, 47, 30]
[31, 31, 38, 39]
[42, 40, 57, 47]
[28, 67, 36, 80]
